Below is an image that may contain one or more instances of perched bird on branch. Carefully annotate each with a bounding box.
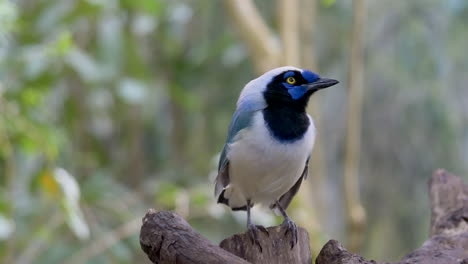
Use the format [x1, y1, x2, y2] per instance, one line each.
[215, 66, 338, 251]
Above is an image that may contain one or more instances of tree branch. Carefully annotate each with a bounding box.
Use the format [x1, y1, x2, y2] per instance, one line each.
[139, 209, 249, 264]
[278, 0, 299, 66]
[343, 0, 368, 252]
[224, 0, 281, 73]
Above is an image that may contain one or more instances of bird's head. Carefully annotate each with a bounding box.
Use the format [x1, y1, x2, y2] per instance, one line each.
[238, 66, 339, 111]
[264, 66, 338, 107]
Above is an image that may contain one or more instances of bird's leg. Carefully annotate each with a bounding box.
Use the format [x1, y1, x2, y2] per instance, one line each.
[275, 201, 298, 249]
[246, 200, 268, 252]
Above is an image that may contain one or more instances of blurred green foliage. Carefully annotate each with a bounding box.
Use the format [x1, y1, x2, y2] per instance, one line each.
[0, 0, 468, 263]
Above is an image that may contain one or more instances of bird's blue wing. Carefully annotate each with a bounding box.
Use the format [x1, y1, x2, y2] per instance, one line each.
[218, 96, 266, 171]
[215, 99, 266, 201]
[218, 109, 254, 170]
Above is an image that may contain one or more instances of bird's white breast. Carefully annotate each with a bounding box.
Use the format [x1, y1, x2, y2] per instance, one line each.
[224, 111, 316, 208]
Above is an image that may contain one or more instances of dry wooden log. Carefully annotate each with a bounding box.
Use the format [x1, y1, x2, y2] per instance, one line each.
[139, 209, 249, 264]
[139, 209, 311, 264]
[220, 225, 312, 264]
[140, 169, 468, 264]
[429, 169, 468, 237]
[316, 169, 468, 264]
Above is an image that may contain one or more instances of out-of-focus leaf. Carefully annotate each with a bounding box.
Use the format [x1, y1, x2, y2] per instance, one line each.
[65, 48, 105, 83]
[0, 195, 10, 214]
[84, 0, 113, 8]
[0, 0, 17, 38]
[54, 168, 90, 240]
[169, 3, 192, 25]
[155, 182, 179, 209]
[321, 0, 336, 8]
[36, 1, 73, 34]
[121, 0, 164, 16]
[191, 189, 209, 207]
[221, 44, 247, 67]
[42, 128, 61, 160]
[63, 202, 90, 240]
[54, 168, 80, 208]
[132, 14, 157, 36]
[21, 45, 50, 79]
[97, 13, 123, 72]
[47, 31, 74, 57]
[0, 214, 15, 240]
[168, 83, 200, 110]
[117, 78, 148, 104]
[39, 169, 60, 197]
[20, 87, 44, 106]
[18, 133, 39, 154]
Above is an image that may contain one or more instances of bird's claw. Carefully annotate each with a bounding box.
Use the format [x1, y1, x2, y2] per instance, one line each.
[247, 224, 268, 252]
[281, 218, 298, 249]
[256, 225, 270, 236]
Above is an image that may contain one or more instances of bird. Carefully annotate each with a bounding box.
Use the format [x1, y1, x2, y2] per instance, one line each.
[214, 66, 338, 251]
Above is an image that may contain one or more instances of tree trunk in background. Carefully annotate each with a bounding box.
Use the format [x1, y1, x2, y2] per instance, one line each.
[279, 0, 299, 66]
[224, 0, 281, 73]
[68, 77, 92, 179]
[168, 84, 187, 168]
[126, 106, 146, 187]
[344, 0, 367, 252]
[298, 0, 329, 254]
[300, 0, 327, 219]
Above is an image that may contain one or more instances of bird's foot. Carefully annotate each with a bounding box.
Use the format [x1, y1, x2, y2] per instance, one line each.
[281, 218, 298, 249]
[247, 224, 269, 252]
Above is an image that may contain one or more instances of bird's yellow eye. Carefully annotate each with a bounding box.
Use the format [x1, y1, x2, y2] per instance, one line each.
[286, 76, 296, 85]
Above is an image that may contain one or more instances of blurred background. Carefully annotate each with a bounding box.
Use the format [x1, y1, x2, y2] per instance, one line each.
[1, 0, 468, 263]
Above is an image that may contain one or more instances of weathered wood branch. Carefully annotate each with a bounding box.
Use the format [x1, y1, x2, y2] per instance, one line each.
[139, 210, 248, 264]
[140, 209, 311, 264]
[220, 225, 311, 264]
[140, 169, 468, 264]
[316, 169, 468, 264]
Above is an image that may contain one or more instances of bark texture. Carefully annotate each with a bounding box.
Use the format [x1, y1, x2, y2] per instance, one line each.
[220, 225, 311, 264]
[139, 209, 248, 264]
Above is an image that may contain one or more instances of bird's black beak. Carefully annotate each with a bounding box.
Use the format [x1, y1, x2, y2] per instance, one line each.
[304, 78, 339, 92]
